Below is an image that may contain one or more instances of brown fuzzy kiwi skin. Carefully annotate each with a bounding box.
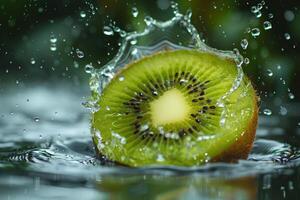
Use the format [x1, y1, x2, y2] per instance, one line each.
[211, 94, 259, 163]
[92, 50, 259, 166]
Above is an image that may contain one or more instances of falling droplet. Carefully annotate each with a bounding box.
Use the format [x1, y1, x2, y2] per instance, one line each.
[244, 57, 250, 65]
[30, 58, 36, 64]
[288, 93, 295, 100]
[76, 49, 84, 58]
[284, 33, 291, 40]
[85, 64, 94, 74]
[240, 39, 248, 50]
[263, 21, 272, 30]
[263, 109, 272, 116]
[268, 13, 274, 19]
[131, 7, 139, 18]
[251, 28, 260, 38]
[50, 44, 57, 51]
[80, 11, 86, 18]
[50, 34, 57, 43]
[279, 106, 288, 116]
[266, 69, 273, 76]
[103, 26, 114, 36]
[34, 117, 40, 122]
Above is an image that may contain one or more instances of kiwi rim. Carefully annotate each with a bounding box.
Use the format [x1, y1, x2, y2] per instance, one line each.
[92, 49, 258, 167]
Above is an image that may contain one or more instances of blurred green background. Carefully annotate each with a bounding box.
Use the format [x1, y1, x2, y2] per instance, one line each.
[0, 0, 299, 107]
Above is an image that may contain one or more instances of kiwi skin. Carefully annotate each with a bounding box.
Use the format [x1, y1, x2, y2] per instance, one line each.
[92, 50, 259, 166]
[212, 94, 258, 163]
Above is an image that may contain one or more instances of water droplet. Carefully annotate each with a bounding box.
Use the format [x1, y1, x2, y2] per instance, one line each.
[103, 26, 114, 36]
[279, 106, 288, 116]
[34, 117, 40, 122]
[118, 76, 125, 81]
[240, 39, 248, 50]
[85, 64, 94, 74]
[76, 49, 84, 58]
[263, 109, 272, 116]
[251, 28, 260, 38]
[255, 11, 262, 18]
[268, 13, 274, 19]
[80, 11, 86, 18]
[156, 154, 165, 162]
[244, 57, 250, 65]
[266, 69, 273, 76]
[50, 34, 57, 43]
[263, 21, 272, 30]
[284, 10, 295, 22]
[284, 33, 291, 40]
[30, 58, 36, 65]
[50, 44, 57, 51]
[131, 7, 139, 18]
[288, 93, 295, 100]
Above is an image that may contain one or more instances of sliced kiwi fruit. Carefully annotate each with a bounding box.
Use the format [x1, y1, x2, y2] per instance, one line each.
[92, 50, 258, 167]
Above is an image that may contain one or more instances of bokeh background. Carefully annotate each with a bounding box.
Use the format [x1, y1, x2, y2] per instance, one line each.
[0, 0, 299, 107]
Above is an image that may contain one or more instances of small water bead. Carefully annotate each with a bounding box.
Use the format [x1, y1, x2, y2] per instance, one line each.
[240, 39, 248, 50]
[268, 13, 274, 19]
[279, 106, 288, 116]
[156, 154, 165, 162]
[50, 34, 57, 43]
[251, 28, 260, 38]
[131, 7, 139, 18]
[30, 58, 36, 64]
[288, 93, 295, 100]
[284, 10, 295, 22]
[76, 49, 84, 58]
[50, 44, 57, 51]
[263, 21, 272, 30]
[103, 26, 114, 36]
[34, 117, 40, 122]
[118, 76, 125, 81]
[263, 109, 272, 116]
[80, 11, 86, 18]
[85, 64, 94, 74]
[244, 57, 250, 65]
[284, 33, 291, 40]
[266, 69, 273, 77]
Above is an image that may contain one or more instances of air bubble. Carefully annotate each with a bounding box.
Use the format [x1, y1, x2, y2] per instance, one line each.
[103, 26, 114, 36]
[240, 39, 248, 50]
[284, 33, 291, 40]
[263, 21, 272, 30]
[263, 109, 272, 116]
[131, 7, 139, 18]
[251, 28, 260, 38]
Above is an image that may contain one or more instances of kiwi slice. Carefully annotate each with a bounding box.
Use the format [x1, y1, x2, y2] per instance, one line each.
[92, 50, 258, 167]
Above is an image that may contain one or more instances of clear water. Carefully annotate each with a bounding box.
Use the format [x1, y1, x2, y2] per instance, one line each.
[1, 2, 300, 200]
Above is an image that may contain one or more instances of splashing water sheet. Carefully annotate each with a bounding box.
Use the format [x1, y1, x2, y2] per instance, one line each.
[1, 1, 300, 200]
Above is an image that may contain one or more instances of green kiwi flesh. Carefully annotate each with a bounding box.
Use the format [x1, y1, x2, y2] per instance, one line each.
[92, 50, 258, 167]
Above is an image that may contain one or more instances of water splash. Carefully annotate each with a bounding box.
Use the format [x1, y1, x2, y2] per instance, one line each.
[86, 5, 245, 116]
